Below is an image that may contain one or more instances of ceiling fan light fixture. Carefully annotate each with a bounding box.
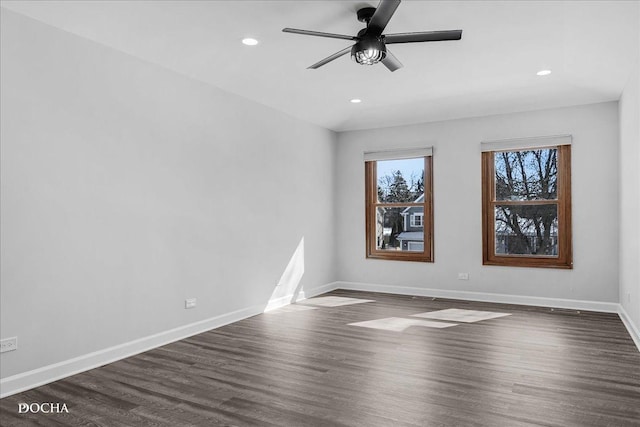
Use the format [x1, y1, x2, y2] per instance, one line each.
[351, 38, 386, 65]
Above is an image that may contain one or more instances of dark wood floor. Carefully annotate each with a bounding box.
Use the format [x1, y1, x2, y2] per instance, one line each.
[1, 290, 639, 426]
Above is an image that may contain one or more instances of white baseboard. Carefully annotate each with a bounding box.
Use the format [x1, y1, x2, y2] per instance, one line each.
[335, 281, 620, 312]
[264, 293, 303, 312]
[300, 281, 341, 299]
[263, 281, 339, 311]
[0, 282, 337, 399]
[618, 305, 640, 351]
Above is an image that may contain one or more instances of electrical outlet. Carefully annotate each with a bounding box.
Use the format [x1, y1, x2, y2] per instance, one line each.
[1, 337, 17, 353]
[458, 272, 469, 280]
[185, 298, 197, 309]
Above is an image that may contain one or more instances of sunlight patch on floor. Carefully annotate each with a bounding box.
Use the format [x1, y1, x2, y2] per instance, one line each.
[412, 308, 511, 323]
[348, 317, 458, 332]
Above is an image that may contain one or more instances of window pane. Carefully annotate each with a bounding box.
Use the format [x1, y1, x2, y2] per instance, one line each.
[495, 205, 558, 255]
[410, 213, 423, 227]
[375, 206, 424, 252]
[377, 158, 424, 203]
[494, 149, 557, 201]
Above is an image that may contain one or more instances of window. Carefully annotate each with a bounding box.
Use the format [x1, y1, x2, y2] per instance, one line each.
[365, 148, 433, 262]
[481, 136, 572, 268]
[410, 213, 423, 227]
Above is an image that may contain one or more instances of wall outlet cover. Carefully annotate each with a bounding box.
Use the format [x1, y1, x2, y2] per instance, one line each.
[1, 337, 18, 353]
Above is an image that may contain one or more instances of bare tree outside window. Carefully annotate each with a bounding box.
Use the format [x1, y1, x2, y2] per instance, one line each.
[482, 145, 572, 268]
[494, 149, 558, 255]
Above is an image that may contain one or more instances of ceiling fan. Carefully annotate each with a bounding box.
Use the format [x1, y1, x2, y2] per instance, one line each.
[282, 0, 462, 72]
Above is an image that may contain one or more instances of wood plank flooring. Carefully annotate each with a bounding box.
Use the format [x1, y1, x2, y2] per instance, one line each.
[1, 290, 639, 426]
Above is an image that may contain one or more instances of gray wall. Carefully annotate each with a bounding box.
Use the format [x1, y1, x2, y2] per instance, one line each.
[618, 24, 640, 331]
[0, 10, 337, 378]
[336, 102, 620, 303]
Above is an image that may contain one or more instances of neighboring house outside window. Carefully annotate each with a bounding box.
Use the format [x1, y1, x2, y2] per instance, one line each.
[365, 148, 433, 262]
[481, 135, 572, 268]
[398, 196, 425, 251]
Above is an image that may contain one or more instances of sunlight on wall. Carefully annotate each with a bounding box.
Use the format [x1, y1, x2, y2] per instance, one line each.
[264, 237, 305, 312]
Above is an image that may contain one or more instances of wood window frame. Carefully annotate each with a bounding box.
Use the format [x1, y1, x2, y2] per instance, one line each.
[481, 144, 572, 269]
[365, 156, 433, 262]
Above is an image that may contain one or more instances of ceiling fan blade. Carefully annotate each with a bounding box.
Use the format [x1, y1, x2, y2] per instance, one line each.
[385, 30, 463, 44]
[367, 0, 401, 36]
[381, 49, 403, 72]
[283, 28, 356, 41]
[308, 46, 353, 69]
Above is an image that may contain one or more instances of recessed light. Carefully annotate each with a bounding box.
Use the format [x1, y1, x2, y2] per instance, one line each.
[536, 69, 552, 76]
[242, 38, 258, 46]
[350, 99, 362, 104]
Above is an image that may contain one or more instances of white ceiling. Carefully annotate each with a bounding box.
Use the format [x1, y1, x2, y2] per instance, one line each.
[2, 0, 638, 132]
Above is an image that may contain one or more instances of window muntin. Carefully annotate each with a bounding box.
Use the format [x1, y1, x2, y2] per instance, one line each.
[482, 145, 572, 268]
[366, 156, 433, 262]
